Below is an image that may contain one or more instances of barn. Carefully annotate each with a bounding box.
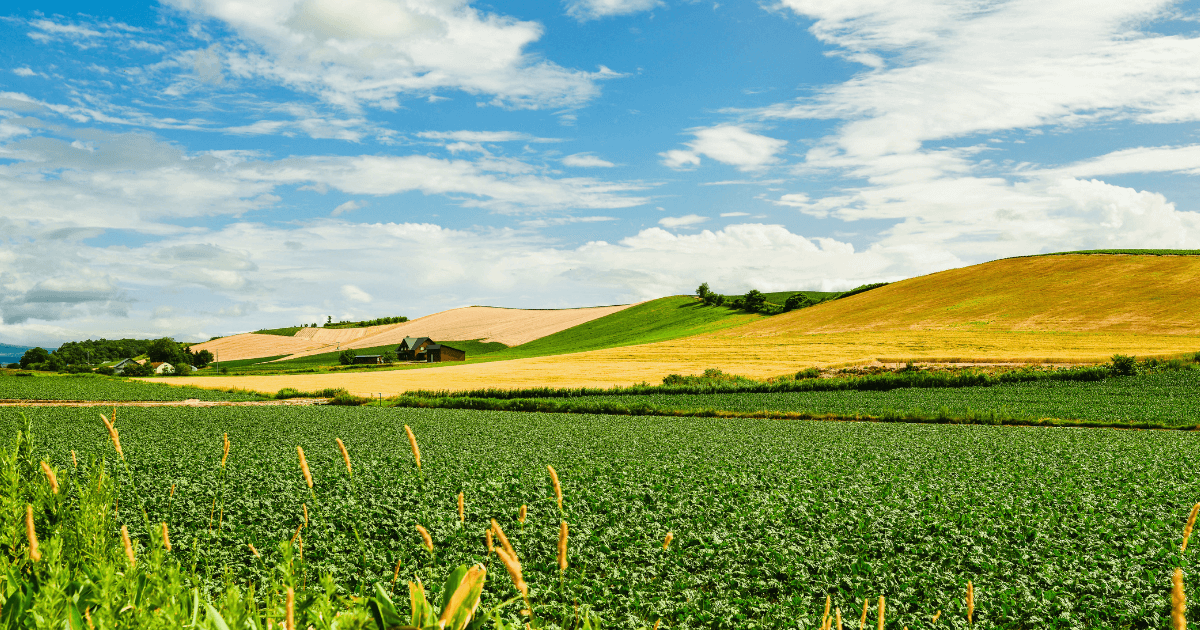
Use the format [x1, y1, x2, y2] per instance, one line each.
[352, 355, 383, 365]
[423, 344, 466, 362]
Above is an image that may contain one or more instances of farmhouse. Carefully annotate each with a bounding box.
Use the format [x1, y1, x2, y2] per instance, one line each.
[397, 337, 434, 360]
[395, 337, 467, 362]
[111, 358, 139, 374]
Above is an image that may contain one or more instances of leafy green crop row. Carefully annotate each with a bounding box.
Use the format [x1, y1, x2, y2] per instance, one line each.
[536, 369, 1200, 427]
[6, 405, 1200, 628]
[0, 373, 264, 401]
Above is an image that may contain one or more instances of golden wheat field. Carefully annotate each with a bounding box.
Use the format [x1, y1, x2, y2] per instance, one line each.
[172, 254, 1200, 394]
[175, 329, 1200, 395]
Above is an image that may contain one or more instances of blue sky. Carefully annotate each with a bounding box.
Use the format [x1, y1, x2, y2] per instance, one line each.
[3, 0, 1200, 346]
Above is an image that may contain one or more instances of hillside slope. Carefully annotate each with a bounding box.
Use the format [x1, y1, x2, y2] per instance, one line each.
[192, 303, 636, 362]
[732, 254, 1200, 336]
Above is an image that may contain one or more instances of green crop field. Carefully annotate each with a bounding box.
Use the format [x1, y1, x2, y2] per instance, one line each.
[0, 372, 263, 401]
[8, 405, 1200, 628]
[537, 369, 1200, 426]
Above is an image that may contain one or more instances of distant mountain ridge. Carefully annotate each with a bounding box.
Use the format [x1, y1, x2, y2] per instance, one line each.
[0, 343, 35, 362]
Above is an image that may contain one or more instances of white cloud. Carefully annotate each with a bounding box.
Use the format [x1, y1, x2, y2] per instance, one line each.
[12, 68, 36, 77]
[341, 284, 373, 303]
[565, 0, 663, 21]
[659, 148, 701, 170]
[1048, 144, 1200, 178]
[562, 153, 615, 167]
[658, 214, 708, 227]
[661, 125, 787, 171]
[720, 212, 749, 217]
[331, 200, 364, 216]
[166, 0, 617, 110]
[417, 130, 559, 143]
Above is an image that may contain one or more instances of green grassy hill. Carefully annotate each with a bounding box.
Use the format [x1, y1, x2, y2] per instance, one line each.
[487, 295, 765, 360]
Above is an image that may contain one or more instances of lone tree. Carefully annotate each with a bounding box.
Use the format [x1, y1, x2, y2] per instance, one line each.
[784, 293, 811, 312]
[338, 349, 358, 365]
[19, 347, 49, 369]
[696, 282, 711, 300]
[742, 289, 767, 313]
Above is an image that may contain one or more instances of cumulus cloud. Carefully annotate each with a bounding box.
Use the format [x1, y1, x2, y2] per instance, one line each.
[562, 153, 615, 167]
[565, 0, 663, 21]
[12, 68, 37, 77]
[165, 0, 618, 110]
[660, 125, 787, 171]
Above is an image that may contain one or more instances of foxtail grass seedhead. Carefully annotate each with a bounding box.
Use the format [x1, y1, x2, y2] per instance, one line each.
[859, 598, 868, 630]
[291, 524, 303, 543]
[519, 504, 527, 524]
[824, 596, 831, 622]
[932, 610, 942, 624]
[161, 522, 171, 551]
[1184, 503, 1200, 552]
[404, 425, 421, 470]
[663, 531, 674, 550]
[558, 521, 569, 571]
[249, 543, 261, 557]
[486, 529, 494, 554]
[296, 446, 313, 488]
[170, 483, 176, 498]
[336, 438, 351, 475]
[653, 620, 660, 630]
[392, 557, 402, 587]
[222, 433, 230, 468]
[286, 587, 295, 630]
[40, 461, 58, 494]
[121, 525, 135, 567]
[1174, 568, 1187, 630]
[491, 519, 516, 559]
[438, 564, 486, 628]
[303, 503, 309, 527]
[878, 597, 885, 630]
[837, 607, 842, 630]
[458, 492, 464, 523]
[100, 414, 124, 460]
[71, 450, 77, 469]
[966, 582, 974, 625]
[548, 465, 562, 511]
[25, 505, 40, 562]
[416, 524, 433, 552]
[495, 547, 528, 597]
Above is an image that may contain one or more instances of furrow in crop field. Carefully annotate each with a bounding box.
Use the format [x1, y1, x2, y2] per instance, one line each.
[6, 405, 1200, 628]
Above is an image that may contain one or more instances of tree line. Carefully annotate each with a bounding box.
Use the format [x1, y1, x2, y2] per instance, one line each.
[8, 338, 213, 374]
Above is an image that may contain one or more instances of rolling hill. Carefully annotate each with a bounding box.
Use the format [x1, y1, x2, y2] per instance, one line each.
[174, 253, 1200, 393]
[191, 303, 636, 362]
